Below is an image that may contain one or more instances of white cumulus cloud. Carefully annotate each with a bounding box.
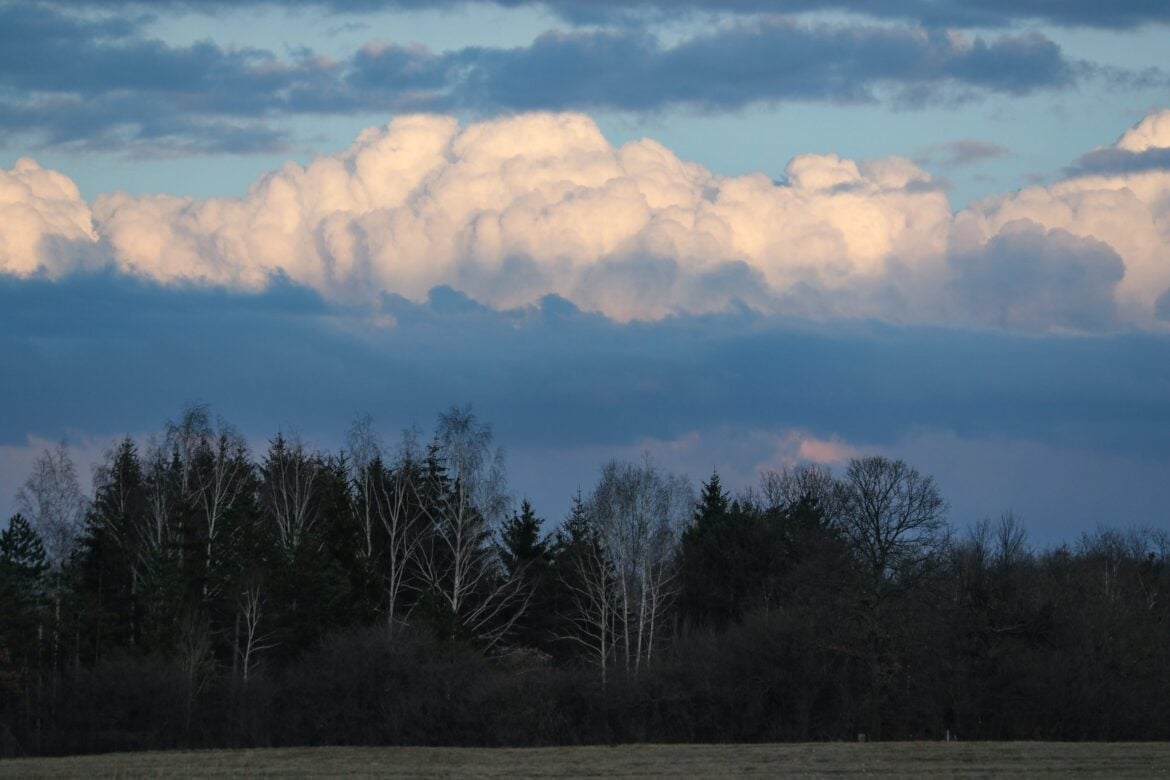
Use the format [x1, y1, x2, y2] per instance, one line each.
[3, 109, 1170, 329]
[0, 158, 96, 276]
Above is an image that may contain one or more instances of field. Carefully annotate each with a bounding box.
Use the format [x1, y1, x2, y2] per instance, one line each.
[2, 742, 1169, 778]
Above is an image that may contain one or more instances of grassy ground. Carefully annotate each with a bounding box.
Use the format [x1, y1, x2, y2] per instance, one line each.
[2, 742, 1169, 778]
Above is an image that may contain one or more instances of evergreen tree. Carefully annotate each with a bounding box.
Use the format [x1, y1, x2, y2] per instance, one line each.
[500, 500, 550, 580]
[680, 471, 790, 628]
[0, 514, 49, 674]
[694, 469, 730, 523]
[499, 499, 552, 648]
[73, 438, 147, 661]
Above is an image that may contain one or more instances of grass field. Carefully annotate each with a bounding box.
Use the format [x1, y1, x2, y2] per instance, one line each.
[3, 742, 1169, 778]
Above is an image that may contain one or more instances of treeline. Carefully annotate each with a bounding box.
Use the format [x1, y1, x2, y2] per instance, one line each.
[1, 403, 1169, 756]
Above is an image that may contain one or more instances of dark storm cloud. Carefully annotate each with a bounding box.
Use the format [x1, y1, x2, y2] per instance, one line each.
[3, 270, 1168, 459]
[0, 4, 1102, 155]
[5, 268, 1170, 541]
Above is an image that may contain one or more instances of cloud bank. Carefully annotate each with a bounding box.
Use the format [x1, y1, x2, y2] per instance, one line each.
[2, 4, 1149, 155]
[4, 109, 1170, 329]
[3, 270, 1169, 540]
[38, 0, 1170, 31]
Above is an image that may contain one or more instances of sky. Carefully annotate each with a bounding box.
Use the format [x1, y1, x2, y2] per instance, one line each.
[2, 0, 1169, 545]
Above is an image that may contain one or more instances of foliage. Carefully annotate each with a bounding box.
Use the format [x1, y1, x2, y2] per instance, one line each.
[3, 409, 1170, 756]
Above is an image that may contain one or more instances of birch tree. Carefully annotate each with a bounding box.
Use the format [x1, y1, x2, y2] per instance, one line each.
[260, 434, 321, 557]
[373, 443, 428, 630]
[235, 582, 276, 683]
[587, 457, 693, 676]
[346, 416, 383, 564]
[554, 497, 619, 683]
[416, 406, 529, 647]
[15, 442, 86, 569]
[193, 428, 251, 598]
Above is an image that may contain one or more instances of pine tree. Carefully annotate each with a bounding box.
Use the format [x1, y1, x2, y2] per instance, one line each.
[694, 469, 730, 523]
[0, 514, 49, 672]
[74, 438, 146, 660]
[498, 500, 553, 648]
[500, 499, 549, 580]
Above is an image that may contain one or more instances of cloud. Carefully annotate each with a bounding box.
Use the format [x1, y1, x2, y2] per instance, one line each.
[1158, 288, 1170, 321]
[1066, 146, 1170, 178]
[0, 158, 98, 275]
[947, 220, 1125, 331]
[36, 0, 1170, 31]
[953, 109, 1170, 322]
[0, 4, 1127, 155]
[4, 109, 1170, 329]
[350, 22, 1080, 112]
[0, 4, 335, 155]
[3, 270, 1169, 535]
[1065, 109, 1170, 177]
[914, 139, 1011, 168]
[68, 112, 961, 322]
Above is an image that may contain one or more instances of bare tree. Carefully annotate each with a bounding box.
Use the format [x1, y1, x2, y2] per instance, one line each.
[347, 415, 383, 563]
[15, 441, 86, 672]
[558, 528, 619, 684]
[373, 436, 428, 631]
[993, 510, 1029, 569]
[840, 456, 950, 599]
[261, 434, 321, 556]
[348, 418, 428, 628]
[140, 406, 252, 597]
[175, 612, 215, 728]
[839, 455, 949, 739]
[235, 583, 277, 683]
[417, 406, 529, 648]
[165, 403, 213, 501]
[588, 457, 693, 676]
[15, 441, 86, 569]
[194, 428, 251, 598]
[760, 463, 846, 523]
[139, 441, 177, 560]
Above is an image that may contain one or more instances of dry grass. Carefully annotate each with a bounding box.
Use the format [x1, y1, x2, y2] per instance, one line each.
[2, 742, 1169, 778]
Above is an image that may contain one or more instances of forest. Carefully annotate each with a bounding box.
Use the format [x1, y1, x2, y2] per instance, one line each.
[1, 403, 1168, 757]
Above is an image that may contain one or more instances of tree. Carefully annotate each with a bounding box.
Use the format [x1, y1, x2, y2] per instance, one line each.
[191, 423, 251, 601]
[15, 442, 86, 569]
[370, 434, 428, 631]
[416, 406, 529, 647]
[499, 499, 552, 648]
[500, 500, 550, 581]
[260, 433, 322, 557]
[346, 415, 383, 565]
[552, 491, 618, 679]
[680, 472, 785, 629]
[74, 437, 147, 659]
[235, 580, 276, 683]
[0, 514, 49, 670]
[840, 456, 949, 599]
[694, 470, 729, 522]
[759, 464, 845, 525]
[838, 455, 950, 739]
[587, 457, 693, 676]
